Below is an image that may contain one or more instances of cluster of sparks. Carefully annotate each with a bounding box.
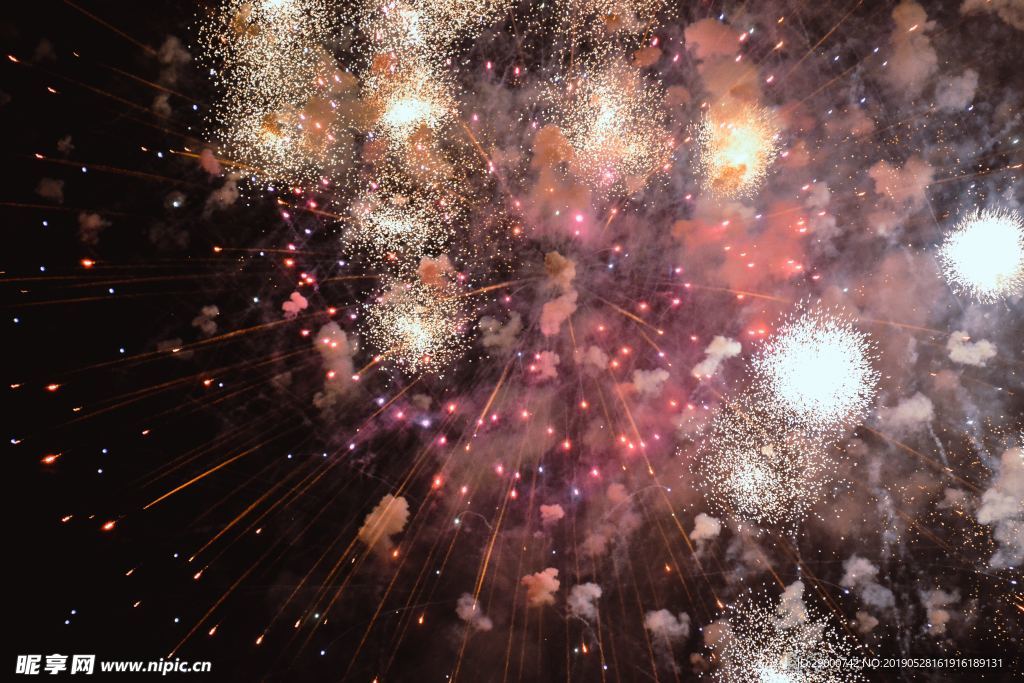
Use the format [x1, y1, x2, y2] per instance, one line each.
[363, 0, 515, 65]
[750, 306, 880, 439]
[938, 208, 1024, 302]
[362, 280, 471, 373]
[697, 102, 781, 199]
[557, 62, 671, 191]
[348, 192, 455, 261]
[365, 59, 456, 152]
[198, 0, 351, 186]
[713, 588, 865, 683]
[698, 398, 828, 527]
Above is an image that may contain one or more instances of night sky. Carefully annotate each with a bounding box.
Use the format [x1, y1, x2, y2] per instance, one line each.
[4, 1, 1023, 681]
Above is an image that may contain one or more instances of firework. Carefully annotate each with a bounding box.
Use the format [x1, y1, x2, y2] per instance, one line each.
[560, 0, 668, 36]
[198, 0, 355, 186]
[347, 191, 457, 262]
[362, 279, 471, 373]
[697, 102, 781, 199]
[937, 208, 1024, 302]
[556, 62, 670, 191]
[365, 58, 456, 151]
[750, 306, 879, 437]
[697, 397, 828, 526]
[712, 585, 865, 682]
[363, 0, 515, 64]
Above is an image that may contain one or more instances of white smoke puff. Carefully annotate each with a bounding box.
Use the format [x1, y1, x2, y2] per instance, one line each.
[689, 513, 722, 542]
[631, 368, 669, 398]
[534, 351, 560, 381]
[540, 290, 578, 336]
[539, 503, 565, 525]
[357, 494, 409, 555]
[946, 330, 997, 367]
[877, 392, 934, 433]
[567, 583, 602, 621]
[281, 291, 308, 319]
[191, 305, 220, 337]
[36, 178, 64, 203]
[702, 620, 732, 648]
[580, 529, 611, 557]
[776, 580, 809, 628]
[312, 321, 357, 410]
[868, 156, 933, 210]
[683, 19, 740, 61]
[976, 447, 1023, 569]
[691, 336, 741, 379]
[935, 69, 979, 111]
[205, 174, 239, 212]
[920, 588, 959, 636]
[961, 0, 1024, 31]
[856, 610, 880, 634]
[77, 212, 111, 245]
[480, 312, 522, 351]
[152, 92, 172, 117]
[199, 149, 222, 176]
[57, 135, 74, 155]
[883, 1, 938, 98]
[643, 609, 691, 642]
[455, 593, 493, 632]
[841, 555, 896, 610]
[521, 567, 560, 607]
[576, 345, 608, 371]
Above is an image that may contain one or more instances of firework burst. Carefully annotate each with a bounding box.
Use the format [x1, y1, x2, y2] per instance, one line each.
[750, 306, 879, 438]
[362, 278, 472, 373]
[347, 190, 457, 263]
[362, 0, 515, 64]
[697, 397, 829, 527]
[364, 57, 456, 152]
[712, 585, 865, 682]
[556, 62, 670, 191]
[938, 208, 1024, 302]
[198, 0, 354, 186]
[697, 102, 781, 199]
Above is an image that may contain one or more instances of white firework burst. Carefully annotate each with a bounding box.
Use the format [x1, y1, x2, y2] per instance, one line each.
[938, 208, 1024, 302]
[712, 585, 865, 682]
[697, 397, 828, 527]
[750, 306, 879, 437]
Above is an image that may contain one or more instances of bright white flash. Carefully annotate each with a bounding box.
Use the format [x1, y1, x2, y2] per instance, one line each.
[938, 208, 1024, 302]
[752, 307, 878, 435]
